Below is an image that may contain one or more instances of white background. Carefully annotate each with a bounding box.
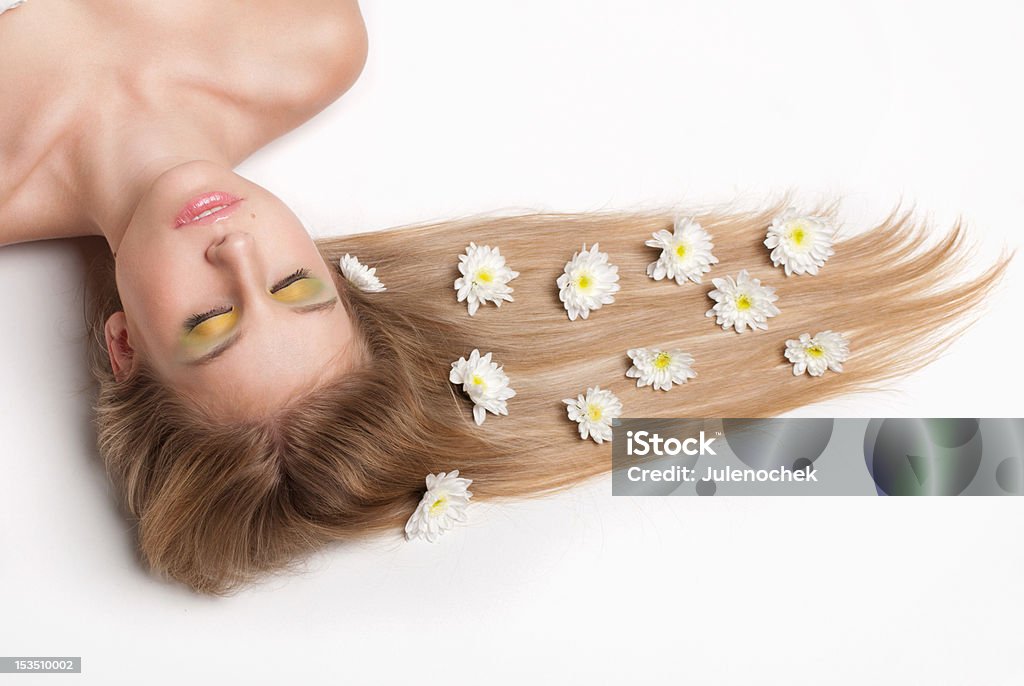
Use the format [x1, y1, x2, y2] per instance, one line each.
[2, 1, 1023, 683]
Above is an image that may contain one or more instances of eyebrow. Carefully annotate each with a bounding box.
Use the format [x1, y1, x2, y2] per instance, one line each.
[184, 296, 340, 367]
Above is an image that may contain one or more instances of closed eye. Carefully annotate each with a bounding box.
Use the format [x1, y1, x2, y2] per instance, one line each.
[183, 296, 339, 367]
[183, 267, 316, 333]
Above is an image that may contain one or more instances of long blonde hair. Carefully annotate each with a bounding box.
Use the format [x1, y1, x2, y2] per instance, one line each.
[84, 196, 1013, 594]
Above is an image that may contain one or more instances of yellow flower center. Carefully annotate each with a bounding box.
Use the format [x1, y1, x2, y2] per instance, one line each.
[789, 223, 807, 246]
[587, 403, 602, 421]
[806, 345, 825, 358]
[471, 374, 485, 387]
[653, 352, 672, 369]
[736, 294, 752, 311]
[675, 243, 687, 258]
[475, 269, 494, 284]
[576, 273, 593, 291]
[429, 495, 448, 515]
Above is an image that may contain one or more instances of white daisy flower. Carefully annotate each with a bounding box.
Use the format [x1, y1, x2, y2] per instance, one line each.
[404, 470, 474, 542]
[563, 385, 623, 444]
[764, 209, 836, 276]
[645, 217, 719, 285]
[784, 330, 851, 377]
[625, 347, 697, 391]
[449, 348, 516, 425]
[705, 269, 780, 333]
[454, 242, 520, 316]
[556, 242, 621, 321]
[339, 253, 386, 292]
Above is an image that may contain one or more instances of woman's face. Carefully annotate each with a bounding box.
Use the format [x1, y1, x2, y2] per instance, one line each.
[105, 160, 358, 419]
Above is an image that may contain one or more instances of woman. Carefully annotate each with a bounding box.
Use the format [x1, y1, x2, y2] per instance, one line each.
[1, 1, 1013, 594]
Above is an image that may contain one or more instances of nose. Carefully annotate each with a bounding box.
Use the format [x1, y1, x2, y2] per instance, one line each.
[206, 231, 263, 287]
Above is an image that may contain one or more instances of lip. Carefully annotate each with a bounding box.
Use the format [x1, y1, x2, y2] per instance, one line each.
[174, 191, 244, 228]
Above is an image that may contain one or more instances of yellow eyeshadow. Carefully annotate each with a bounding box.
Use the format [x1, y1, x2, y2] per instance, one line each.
[189, 308, 238, 339]
[183, 277, 325, 344]
[272, 277, 324, 304]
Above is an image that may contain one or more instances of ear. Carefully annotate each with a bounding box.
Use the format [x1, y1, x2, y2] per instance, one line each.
[104, 311, 137, 382]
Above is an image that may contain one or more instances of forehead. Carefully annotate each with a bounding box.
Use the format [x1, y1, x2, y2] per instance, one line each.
[160, 297, 360, 412]
[176, 329, 362, 420]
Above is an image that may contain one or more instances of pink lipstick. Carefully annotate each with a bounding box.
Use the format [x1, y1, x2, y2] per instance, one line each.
[174, 191, 243, 228]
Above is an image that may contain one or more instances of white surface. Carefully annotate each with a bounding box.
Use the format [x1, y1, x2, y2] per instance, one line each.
[0, 1, 26, 17]
[2, 1, 1023, 683]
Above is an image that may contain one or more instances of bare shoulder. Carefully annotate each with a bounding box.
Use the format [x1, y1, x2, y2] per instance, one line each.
[220, 0, 370, 148]
[308, 0, 370, 89]
[82, 0, 369, 110]
[246, 0, 370, 106]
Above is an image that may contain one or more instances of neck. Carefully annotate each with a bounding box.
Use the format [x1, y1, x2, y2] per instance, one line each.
[68, 96, 240, 255]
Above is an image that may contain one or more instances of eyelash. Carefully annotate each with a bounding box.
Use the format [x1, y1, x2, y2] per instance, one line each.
[184, 267, 312, 331]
